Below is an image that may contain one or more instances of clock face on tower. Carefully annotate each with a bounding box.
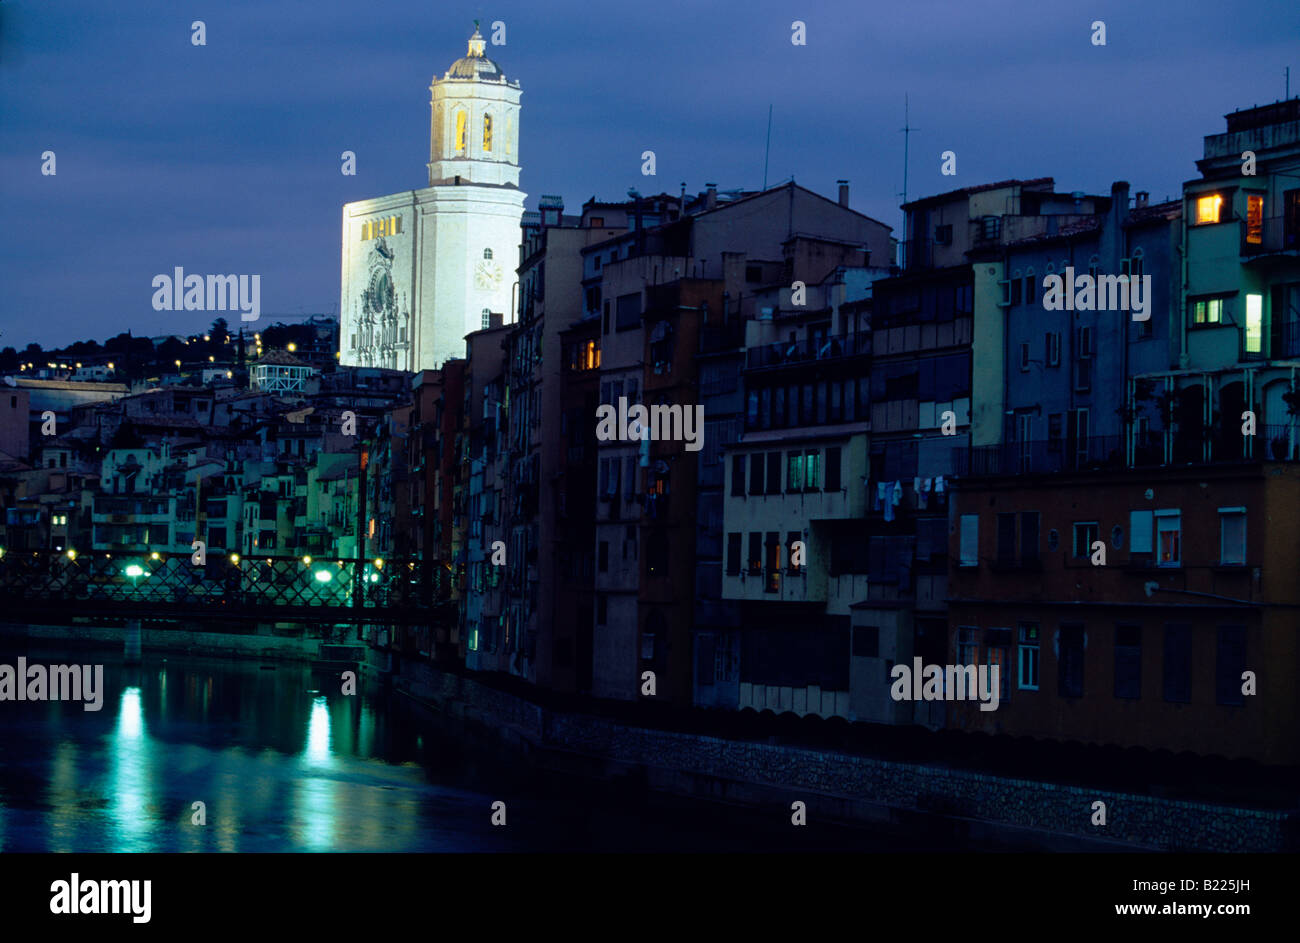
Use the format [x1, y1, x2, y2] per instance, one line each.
[474, 259, 502, 291]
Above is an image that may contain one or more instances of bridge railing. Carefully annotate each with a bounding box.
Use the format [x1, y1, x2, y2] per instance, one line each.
[0, 549, 432, 614]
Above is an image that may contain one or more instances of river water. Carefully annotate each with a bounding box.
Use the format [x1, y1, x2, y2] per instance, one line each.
[0, 644, 970, 852]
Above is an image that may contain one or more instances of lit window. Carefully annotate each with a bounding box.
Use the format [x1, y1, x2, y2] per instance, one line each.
[455, 111, 467, 151]
[1246, 195, 1264, 244]
[1196, 194, 1223, 224]
[1245, 293, 1263, 353]
[1192, 298, 1223, 325]
[483, 114, 493, 152]
[1156, 510, 1181, 567]
[786, 452, 804, 492]
[1219, 507, 1246, 565]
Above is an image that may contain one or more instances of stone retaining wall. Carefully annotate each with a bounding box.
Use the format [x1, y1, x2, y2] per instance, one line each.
[398, 662, 1292, 852]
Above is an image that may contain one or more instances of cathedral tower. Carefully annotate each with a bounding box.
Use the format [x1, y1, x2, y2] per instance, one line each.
[339, 25, 525, 372]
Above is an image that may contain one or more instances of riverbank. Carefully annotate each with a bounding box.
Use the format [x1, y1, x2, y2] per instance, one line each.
[386, 658, 1295, 853]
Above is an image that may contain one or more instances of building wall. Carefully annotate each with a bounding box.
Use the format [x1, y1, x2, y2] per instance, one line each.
[947, 465, 1300, 764]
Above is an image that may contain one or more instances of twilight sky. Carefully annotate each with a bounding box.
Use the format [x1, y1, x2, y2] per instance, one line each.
[0, 0, 1296, 348]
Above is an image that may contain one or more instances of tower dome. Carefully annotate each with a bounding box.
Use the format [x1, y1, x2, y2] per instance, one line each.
[444, 24, 506, 82]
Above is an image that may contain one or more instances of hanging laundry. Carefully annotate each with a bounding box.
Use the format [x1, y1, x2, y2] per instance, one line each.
[915, 476, 929, 509]
[934, 474, 946, 493]
[874, 480, 887, 511]
[883, 481, 896, 522]
[891, 479, 903, 506]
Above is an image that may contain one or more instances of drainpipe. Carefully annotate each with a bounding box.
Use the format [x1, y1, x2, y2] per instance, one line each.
[1203, 371, 1211, 463]
[1178, 213, 1189, 369]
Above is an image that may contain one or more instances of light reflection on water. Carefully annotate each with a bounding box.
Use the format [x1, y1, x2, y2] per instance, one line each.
[0, 646, 957, 853]
[0, 651, 514, 853]
[108, 686, 154, 852]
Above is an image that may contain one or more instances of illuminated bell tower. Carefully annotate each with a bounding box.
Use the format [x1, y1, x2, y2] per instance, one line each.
[340, 25, 524, 373]
[428, 22, 521, 188]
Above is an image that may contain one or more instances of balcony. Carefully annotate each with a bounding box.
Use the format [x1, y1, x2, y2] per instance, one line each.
[1276, 321, 1300, 359]
[1242, 217, 1299, 259]
[956, 436, 1128, 477]
[745, 332, 870, 370]
[955, 427, 1300, 478]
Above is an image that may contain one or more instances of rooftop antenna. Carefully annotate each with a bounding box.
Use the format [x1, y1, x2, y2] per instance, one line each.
[1287, 66, 1291, 99]
[900, 94, 918, 264]
[763, 104, 773, 191]
[900, 93, 918, 208]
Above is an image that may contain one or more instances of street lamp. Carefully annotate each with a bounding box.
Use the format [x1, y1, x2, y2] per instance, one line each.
[125, 564, 146, 592]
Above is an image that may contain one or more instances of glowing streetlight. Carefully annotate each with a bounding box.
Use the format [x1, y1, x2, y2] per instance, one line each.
[373, 558, 384, 570]
[302, 555, 312, 565]
[287, 343, 297, 352]
[150, 551, 160, 560]
[229, 553, 240, 565]
[107, 362, 115, 370]
[65, 549, 77, 561]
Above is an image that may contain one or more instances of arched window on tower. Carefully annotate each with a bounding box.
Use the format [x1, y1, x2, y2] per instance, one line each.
[483, 114, 493, 153]
[482, 308, 491, 330]
[483, 248, 493, 260]
[455, 110, 467, 153]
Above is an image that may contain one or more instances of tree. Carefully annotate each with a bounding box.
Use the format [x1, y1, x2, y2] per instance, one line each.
[209, 317, 230, 346]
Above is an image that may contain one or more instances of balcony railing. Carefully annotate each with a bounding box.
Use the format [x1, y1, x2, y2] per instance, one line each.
[745, 332, 870, 370]
[1275, 320, 1300, 359]
[955, 426, 1300, 477]
[1242, 216, 1299, 257]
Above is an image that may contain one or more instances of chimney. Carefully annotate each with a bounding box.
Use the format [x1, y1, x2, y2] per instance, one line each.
[489, 312, 503, 329]
[837, 179, 849, 207]
[705, 182, 717, 210]
[1136, 190, 1149, 208]
[1111, 180, 1131, 219]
